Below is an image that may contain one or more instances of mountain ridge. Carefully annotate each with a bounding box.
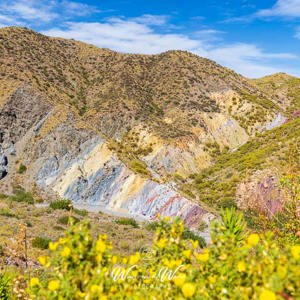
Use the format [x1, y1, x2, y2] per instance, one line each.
[0, 26, 286, 178]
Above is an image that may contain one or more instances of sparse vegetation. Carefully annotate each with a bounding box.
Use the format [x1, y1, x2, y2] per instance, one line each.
[50, 199, 72, 211]
[31, 236, 52, 249]
[9, 190, 34, 204]
[17, 164, 27, 174]
[115, 217, 139, 228]
[129, 159, 150, 176]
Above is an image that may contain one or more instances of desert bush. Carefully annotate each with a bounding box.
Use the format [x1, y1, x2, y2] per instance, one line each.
[74, 208, 88, 217]
[0, 208, 18, 218]
[17, 164, 27, 174]
[129, 160, 150, 176]
[50, 199, 72, 211]
[115, 217, 139, 228]
[182, 228, 206, 248]
[58, 215, 79, 226]
[9, 191, 34, 204]
[31, 236, 52, 250]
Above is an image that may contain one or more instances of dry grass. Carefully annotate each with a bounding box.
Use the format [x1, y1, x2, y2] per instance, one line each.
[0, 195, 153, 271]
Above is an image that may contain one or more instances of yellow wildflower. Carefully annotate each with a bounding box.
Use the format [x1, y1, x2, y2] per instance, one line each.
[90, 285, 101, 294]
[183, 250, 192, 259]
[182, 282, 196, 298]
[191, 240, 199, 249]
[208, 276, 216, 284]
[49, 242, 58, 251]
[219, 253, 227, 260]
[277, 265, 287, 279]
[164, 216, 170, 222]
[196, 249, 209, 262]
[247, 234, 260, 247]
[29, 277, 39, 287]
[96, 240, 106, 253]
[48, 280, 60, 291]
[259, 289, 276, 300]
[291, 245, 300, 259]
[75, 290, 86, 298]
[156, 238, 168, 248]
[96, 254, 102, 263]
[58, 237, 67, 244]
[38, 256, 48, 266]
[61, 246, 71, 258]
[173, 273, 186, 287]
[129, 252, 140, 265]
[237, 261, 246, 272]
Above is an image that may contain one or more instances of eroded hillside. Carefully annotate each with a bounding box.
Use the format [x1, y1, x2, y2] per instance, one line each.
[0, 27, 284, 179]
[0, 26, 298, 230]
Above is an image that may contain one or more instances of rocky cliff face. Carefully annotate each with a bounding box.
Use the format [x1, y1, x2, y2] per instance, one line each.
[236, 170, 285, 217]
[0, 85, 213, 234]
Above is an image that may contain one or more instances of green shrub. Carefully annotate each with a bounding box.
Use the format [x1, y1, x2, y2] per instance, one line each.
[58, 215, 79, 226]
[0, 274, 9, 300]
[129, 160, 150, 176]
[0, 208, 18, 218]
[115, 217, 139, 228]
[9, 191, 34, 204]
[17, 164, 27, 174]
[182, 228, 206, 248]
[50, 199, 72, 211]
[145, 221, 159, 231]
[198, 221, 208, 232]
[74, 208, 88, 217]
[31, 236, 52, 250]
[0, 194, 7, 200]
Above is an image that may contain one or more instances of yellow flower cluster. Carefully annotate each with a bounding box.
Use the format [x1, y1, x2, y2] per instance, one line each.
[26, 216, 299, 300]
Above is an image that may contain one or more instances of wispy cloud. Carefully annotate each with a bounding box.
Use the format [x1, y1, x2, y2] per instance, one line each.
[0, 0, 98, 25]
[257, 0, 300, 18]
[43, 20, 202, 54]
[130, 14, 170, 26]
[295, 27, 300, 38]
[42, 17, 298, 78]
[200, 43, 297, 78]
[192, 29, 224, 41]
[224, 0, 300, 23]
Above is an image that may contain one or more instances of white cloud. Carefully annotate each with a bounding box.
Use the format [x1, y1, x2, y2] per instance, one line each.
[130, 14, 169, 26]
[257, 0, 300, 18]
[192, 29, 224, 41]
[0, 0, 97, 24]
[42, 18, 298, 78]
[199, 43, 297, 78]
[43, 21, 202, 54]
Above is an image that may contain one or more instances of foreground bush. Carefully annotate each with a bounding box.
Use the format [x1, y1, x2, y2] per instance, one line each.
[26, 210, 300, 299]
[0, 273, 9, 300]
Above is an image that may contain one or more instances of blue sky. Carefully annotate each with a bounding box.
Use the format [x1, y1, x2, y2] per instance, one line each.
[0, 0, 300, 78]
